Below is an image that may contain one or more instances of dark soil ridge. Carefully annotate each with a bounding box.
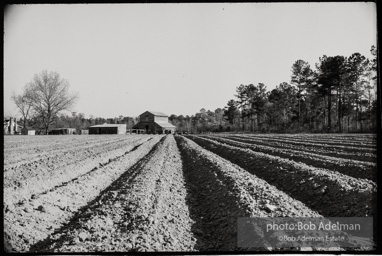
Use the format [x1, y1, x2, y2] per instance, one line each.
[4, 136, 163, 252]
[185, 135, 376, 217]
[239, 134, 376, 149]
[227, 135, 376, 162]
[28, 135, 195, 252]
[204, 135, 376, 181]
[176, 136, 324, 252]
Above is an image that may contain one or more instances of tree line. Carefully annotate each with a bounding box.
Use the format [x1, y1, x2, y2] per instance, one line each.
[170, 46, 378, 133]
[12, 46, 377, 134]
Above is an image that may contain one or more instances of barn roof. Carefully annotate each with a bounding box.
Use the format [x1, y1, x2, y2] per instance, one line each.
[142, 111, 169, 117]
[155, 121, 176, 128]
[89, 123, 126, 128]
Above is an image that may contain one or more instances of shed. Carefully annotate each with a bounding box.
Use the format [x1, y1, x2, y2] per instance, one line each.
[49, 128, 76, 135]
[132, 111, 176, 134]
[89, 123, 126, 134]
[79, 129, 89, 135]
[21, 127, 35, 135]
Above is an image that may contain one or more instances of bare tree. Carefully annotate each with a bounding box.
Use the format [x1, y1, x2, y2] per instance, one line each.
[11, 86, 34, 129]
[27, 70, 78, 134]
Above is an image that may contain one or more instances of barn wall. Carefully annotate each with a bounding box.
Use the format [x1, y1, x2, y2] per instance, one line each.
[139, 112, 155, 123]
[133, 122, 154, 130]
[103, 127, 118, 134]
[89, 128, 99, 134]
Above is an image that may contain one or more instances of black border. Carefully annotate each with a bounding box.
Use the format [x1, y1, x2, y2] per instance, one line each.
[2, 1, 380, 255]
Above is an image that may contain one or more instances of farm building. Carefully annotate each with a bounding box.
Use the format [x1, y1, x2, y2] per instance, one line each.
[79, 129, 89, 135]
[21, 127, 36, 135]
[49, 128, 77, 135]
[4, 117, 21, 135]
[132, 111, 176, 134]
[89, 123, 127, 134]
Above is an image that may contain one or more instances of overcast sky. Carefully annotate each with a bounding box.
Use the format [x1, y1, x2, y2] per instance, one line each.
[4, 3, 377, 118]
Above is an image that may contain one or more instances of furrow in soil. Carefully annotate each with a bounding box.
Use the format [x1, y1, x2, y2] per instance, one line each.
[185, 135, 376, 217]
[201, 135, 376, 181]
[27, 135, 194, 253]
[175, 136, 337, 252]
[3, 135, 163, 252]
[225, 134, 376, 162]
[4, 136, 153, 206]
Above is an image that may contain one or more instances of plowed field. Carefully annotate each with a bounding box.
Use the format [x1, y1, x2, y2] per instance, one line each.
[3, 133, 377, 252]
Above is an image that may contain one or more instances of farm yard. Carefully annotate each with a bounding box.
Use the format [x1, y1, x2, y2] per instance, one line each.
[3, 133, 377, 252]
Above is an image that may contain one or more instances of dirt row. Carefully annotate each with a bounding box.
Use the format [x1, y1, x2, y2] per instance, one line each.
[4, 136, 152, 197]
[28, 135, 195, 252]
[227, 135, 376, 162]
[4, 134, 375, 252]
[185, 135, 376, 218]
[4, 135, 122, 159]
[4, 135, 163, 252]
[203, 135, 376, 181]
[175, 136, 330, 251]
[234, 134, 376, 150]
[27, 135, 332, 252]
[4, 135, 83, 150]
[247, 134, 376, 146]
[4, 135, 143, 169]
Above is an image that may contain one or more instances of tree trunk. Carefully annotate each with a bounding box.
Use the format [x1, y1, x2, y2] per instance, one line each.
[355, 108, 358, 132]
[45, 110, 52, 135]
[337, 91, 341, 133]
[355, 82, 360, 131]
[305, 105, 308, 131]
[327, 90, 332, 133]
[323, 97, 326, 133]
[255, 114, 259, 132]
[298, 97, 301, 131]
[252, 115, 255, 132]
[368, 89, 372, 132]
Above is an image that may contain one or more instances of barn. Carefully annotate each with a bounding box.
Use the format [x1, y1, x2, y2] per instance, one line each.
[132, 111, 176, 134]
[89, 123, 127, 134]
